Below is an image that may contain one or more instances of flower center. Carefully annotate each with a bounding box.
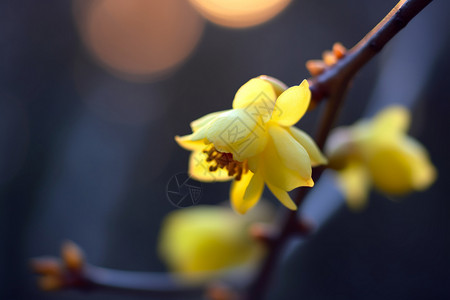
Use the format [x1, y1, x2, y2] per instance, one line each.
[203, 145, 248, 180]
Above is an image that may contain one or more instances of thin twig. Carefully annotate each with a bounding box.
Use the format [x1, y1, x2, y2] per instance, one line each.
[31, 254, 205, 297]
[245, 0, 433, 299]
[309, 0, 433, 106]
[83, 265, 204, 297]
[31, 0, 433, 298]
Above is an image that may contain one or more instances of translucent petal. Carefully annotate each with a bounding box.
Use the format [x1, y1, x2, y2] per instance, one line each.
[261, 138, 314, 191]
[268, 124, 312, 179]
[367, 142, 415, 194]
[232, 78, 278, 124]
[401, 137, 436, 191]
[336, 162, 370, 211]
[206, 109, 268, 161]
[189, 150, 233, 182]
[258, 75, 288, 97]
[190, 110, 229, 132]
[175, 135, 207, 151]
[271, 80, 311, 126]
[247, 154, 261, 173]
[189, 120, 211, 141]
[289, 126, 328, 166]
[371, 106, 411, 138]
[266, 182, 297, 210]
[231, 170, 264, 214]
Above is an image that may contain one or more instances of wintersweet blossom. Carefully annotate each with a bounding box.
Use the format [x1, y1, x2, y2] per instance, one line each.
[326, 106, 437, 210]
[175, 76, 327, 214]
[158, 204, 272, 283]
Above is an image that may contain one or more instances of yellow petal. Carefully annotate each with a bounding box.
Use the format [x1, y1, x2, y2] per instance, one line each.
[258, 75, 288, 97]
[232, 78, 278, 124]
[246, 154, 261, 173]
[175, 135, 207, 151]
[336, 162, 370, 211]
[271, 80, 311, 126]
[189, 120, 211, 141]
[206, 109, 268, 161]
[268, 124, 312, 179]
[401, 137, 436, 191]
[266, 182, 297, 210]
[189, 150, 233, 182]
[289, 126, 328, 166]
[367, 142, 416, 195]
[261, 138, 314, 191]
[371, 105, 411, 138]
[190, 110, 230, 132]
[231, 170, 264, 214]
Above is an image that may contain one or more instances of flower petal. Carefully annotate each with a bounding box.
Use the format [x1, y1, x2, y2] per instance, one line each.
[266, 182, 297, 210]
[271, 80, 311, 126]
[175, 135, 207, 151]
[268, 124, 312, 179]
[289, 126, 327, 166]
[189, 150, 233, 182]
[231, 170, 264, 214]
[261, 138, 314, 191]
[367, 142, 415, 195]
[371, 105, 411, 138]
[232, 78, 278, 124]
[190, 110, 230, 132]
[258, 75, 288, 97]
[189, 120, 211, 141]
[403, 138, 436, 190]
[246, 154, 261, 173]
[336, 162, 370, 211]
[206, 109, 268, 161]
[233, 78, 277, 109]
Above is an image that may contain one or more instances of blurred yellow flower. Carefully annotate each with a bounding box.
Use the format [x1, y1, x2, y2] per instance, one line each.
[326, 106, 437, 210]
[175, 76, 327, 214]
[158, 204, 272, 283]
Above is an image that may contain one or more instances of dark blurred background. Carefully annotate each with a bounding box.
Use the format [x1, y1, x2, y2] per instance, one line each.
[1, 0, 449, 299]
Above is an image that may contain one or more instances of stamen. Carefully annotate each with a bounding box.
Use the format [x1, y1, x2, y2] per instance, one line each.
[228, 162, 236, 176]
[203, 146, 249, 181]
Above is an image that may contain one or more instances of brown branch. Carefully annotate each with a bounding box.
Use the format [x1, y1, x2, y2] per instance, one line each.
[31, 241, 204, 298]
[82, 265, 204, 297]
[245, 0, 433, 299]
[31, 1, 433, 299]
[309, 0, 433, 107]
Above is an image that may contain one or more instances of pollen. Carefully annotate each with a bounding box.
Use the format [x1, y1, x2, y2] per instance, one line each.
[203, 145, 248, 180]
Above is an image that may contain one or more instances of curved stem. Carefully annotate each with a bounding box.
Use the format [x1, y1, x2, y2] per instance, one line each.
[310, 0, 433, 105]
[31, 0, 433, 299]
[245, 1, 433, 299]
[83, 265, 204, 297]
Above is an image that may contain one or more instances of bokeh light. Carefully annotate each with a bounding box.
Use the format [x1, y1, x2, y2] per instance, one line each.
[73, 0, 205, 81]
[188, 0, 291, 28]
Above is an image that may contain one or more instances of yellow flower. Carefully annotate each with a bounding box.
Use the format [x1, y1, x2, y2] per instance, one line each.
[326, 106, 437, 210]
[158, 204, 272, 283]
[175, 76, 327, 214]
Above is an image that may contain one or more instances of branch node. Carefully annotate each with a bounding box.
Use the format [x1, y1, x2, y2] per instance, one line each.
[249, 223, 276, 245]
[206, 282, 239, 300]
[296, 218, 314, 236]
